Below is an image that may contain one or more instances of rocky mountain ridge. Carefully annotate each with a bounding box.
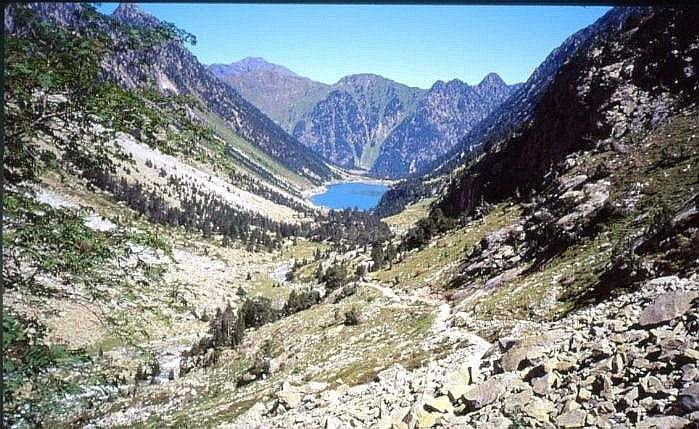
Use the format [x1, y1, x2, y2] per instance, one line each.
[372, 74, 519, 176]
[437, 6, 698, 218]
[213, 60, 519, 176]
[209, 57, 297, 79]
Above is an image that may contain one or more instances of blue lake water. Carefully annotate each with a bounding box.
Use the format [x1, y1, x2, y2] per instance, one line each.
[311, 182, 388, 211]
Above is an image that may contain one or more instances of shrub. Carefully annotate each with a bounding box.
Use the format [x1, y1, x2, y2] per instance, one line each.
[343, 307, 361, 326]
[283, 289, 321, 316]
[239, 297, 281, 328]
[321, 263, 348, 290]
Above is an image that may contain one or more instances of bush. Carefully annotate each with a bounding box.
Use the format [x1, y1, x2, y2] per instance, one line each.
[239, 297, 282, 328]
[321, 263, 348, 290]
[333, 285, 356, 304]
[343, 307, 361, 326]
[282, 289, 320, 316]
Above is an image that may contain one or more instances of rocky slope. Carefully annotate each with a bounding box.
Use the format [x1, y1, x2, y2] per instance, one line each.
[437, 6, 698, 217]
[209, 58, 331, 132]
[372, 74, 518, 176]
[101, 4, 337, 184]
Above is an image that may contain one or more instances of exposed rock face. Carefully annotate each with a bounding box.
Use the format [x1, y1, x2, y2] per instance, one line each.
[292, 73, 425, 170]
[16, 2, 335, 185]
[638, 290, 699, 326]
[213, 58, 518, 175]
[438, 7, 699, 217]
[371, 75, 517, 177]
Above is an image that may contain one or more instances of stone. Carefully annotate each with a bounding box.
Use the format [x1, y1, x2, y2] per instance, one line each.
[637, 416, 690, 429]
[390, 407, 411, 426]
[300, 381, 329, 395]
[523, 397, 554, 423]
[445, 383, 469, 403]
[278, 383, 302, 408]
[502, 389, 534, 414]
[555, 409, 587, 428]
[487, 416, 513, 429]
[577, 387, 592, 401]
[408, 404, 439, 429]
[501, 331, 566, 372]
[462, 375, 509, 411]
[324, 415, 343, 429]
[423, 395, 453, 414]
[678, 383, 699, 412]
[638, 291, 698, 327]
[531, 372, 557, 396]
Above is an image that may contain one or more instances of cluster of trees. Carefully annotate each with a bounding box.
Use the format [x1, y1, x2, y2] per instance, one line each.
[370, 242, 398, 271]
[312, 209, 393, 248]
[401, 208, 456, 251]
[316, 263, 350, 291]
[183, 287, 321, 373]
[372, 178, 433, 219]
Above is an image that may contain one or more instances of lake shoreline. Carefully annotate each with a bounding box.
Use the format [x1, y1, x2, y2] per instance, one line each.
[302, 177, 396, 200]
[305, 180, 392, 211]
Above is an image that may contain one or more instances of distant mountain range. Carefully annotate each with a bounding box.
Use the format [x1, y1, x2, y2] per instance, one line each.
[209, 59, 519, 176]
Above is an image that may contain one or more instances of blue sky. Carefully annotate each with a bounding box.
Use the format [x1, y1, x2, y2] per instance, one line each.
[97, 3, 610, 88]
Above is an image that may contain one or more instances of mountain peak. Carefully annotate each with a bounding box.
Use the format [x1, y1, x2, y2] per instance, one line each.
[112, 3, 160, 27]
[477, 72, 506, 88]
[336, 73, 389, 85]
[430, 78, 469, 92]
[208, 57, 296, 79]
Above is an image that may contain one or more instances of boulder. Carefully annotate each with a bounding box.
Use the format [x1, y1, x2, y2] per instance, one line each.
[555, 409, 587, 428]
[501, 330, 566, 372]
[462, 376, 508, 411]
[277, 383, 302, 408]
[423, 395, 453, 414]
[531, 372, 558, 396]
[523, 397, 554, 423]
[678, 383, 699, 413]
[637, 416, 690, 429]
[324, 415, 343, 429]
[408, 404, 439, 429]
[638, 291, 698, 327]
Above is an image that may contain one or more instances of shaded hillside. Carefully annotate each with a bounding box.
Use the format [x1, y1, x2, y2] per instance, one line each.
[437, 6, 698, 218]
[428, 7, 650, 178]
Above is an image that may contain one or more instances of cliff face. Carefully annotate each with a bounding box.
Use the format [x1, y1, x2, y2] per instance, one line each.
[371, 74, 517, 177]
[291, 74, 425, 171]
[438, 7, 699, 217]
[429, 7, 649, 178]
